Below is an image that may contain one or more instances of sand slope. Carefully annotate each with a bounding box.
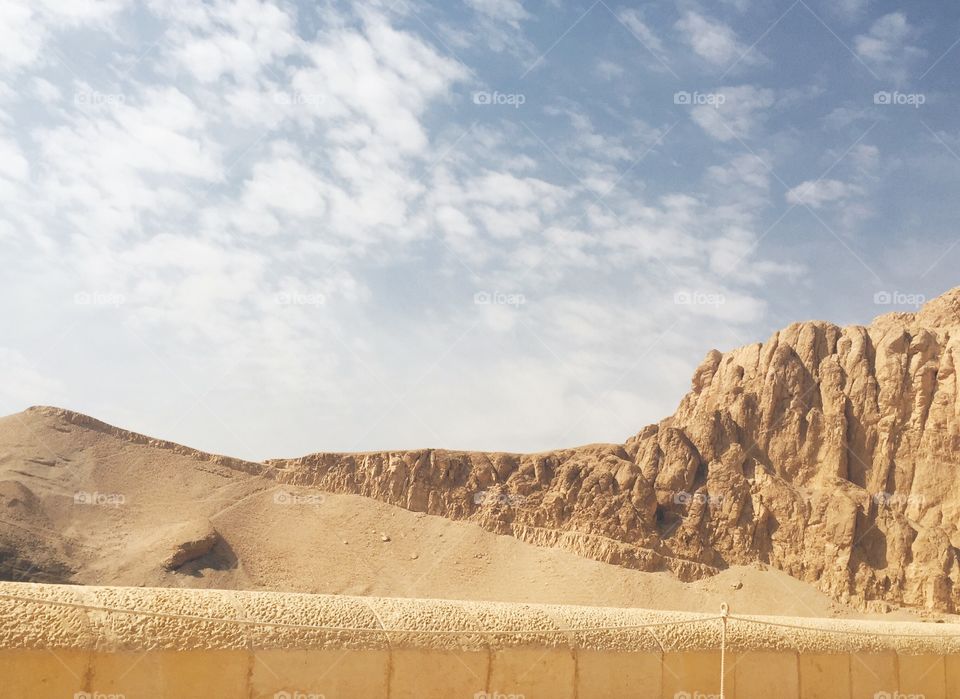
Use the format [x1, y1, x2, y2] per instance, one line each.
[0, 406, 941, 621]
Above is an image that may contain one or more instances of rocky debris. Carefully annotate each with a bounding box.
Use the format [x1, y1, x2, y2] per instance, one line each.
[161, 520, 222, 571]
[268, 287, 960, 613]
[0, 481, 42, 515]
[0, 482, 74, 584]
[26, 458, 57, 467]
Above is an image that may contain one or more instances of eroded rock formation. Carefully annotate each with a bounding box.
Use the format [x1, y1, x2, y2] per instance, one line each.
[269, 288, 960, 612]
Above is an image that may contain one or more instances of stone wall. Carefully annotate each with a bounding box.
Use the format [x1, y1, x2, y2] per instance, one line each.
[2, 582, 958, 698]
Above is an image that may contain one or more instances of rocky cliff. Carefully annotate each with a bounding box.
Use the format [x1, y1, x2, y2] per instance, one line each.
[269, 288, 960, 612]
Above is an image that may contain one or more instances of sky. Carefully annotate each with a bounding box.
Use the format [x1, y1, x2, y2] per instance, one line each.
[1, 0, 959, 460]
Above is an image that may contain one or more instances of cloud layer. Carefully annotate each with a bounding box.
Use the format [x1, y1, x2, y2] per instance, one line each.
[0, 0, 956, 459]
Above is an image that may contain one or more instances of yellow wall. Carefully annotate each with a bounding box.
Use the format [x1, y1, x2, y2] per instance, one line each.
[3, 582, 960, 699]
[3, 648, 959, 699]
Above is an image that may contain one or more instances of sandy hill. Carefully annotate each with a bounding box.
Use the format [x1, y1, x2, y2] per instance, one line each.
[0, 407, 865, 618]
[3, 286, 960, 619]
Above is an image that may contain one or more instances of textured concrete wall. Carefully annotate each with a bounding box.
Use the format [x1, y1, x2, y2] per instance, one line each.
[2, 582, 959, 698]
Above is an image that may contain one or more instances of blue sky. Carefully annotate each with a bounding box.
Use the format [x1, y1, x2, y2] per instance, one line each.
[1, 0, 958, 459]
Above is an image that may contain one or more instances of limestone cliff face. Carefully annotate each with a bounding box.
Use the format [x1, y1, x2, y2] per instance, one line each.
[270, 288, 960, 612]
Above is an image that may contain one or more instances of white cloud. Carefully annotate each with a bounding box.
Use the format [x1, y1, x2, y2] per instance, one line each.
[0, 348, 64, 410]
[690, 85, 775, 141]
[707, 153, 769, 191]
[423, 166, 570, 251]
[822, 105, 872, 130]
[832, 0, 870, 20]
[540, 106, 666, 195]
[291, 15, 466, 157]
[465, 0, 531, 28]
[200, 146, 329, 239]
[595, 60, 624, 80]
[706, 152, 770, 213]
[675, 11, 760, 68]
[457, 0, 535, 57]
[850, 143, 880, 173]
[854, 12, 924, 83]
[785, 178, 863, 208]
[0, 135, 30, 182]
[618, 9, 666, 55]
[0, 0, 801, 457]
[32, 77, 62, 103]
[0, 5, 51, 70]
[0, 0, 127, 72]
[152, 0, 299, 84]
[243, 149, 328, 219]
[35, 86, 221, 240]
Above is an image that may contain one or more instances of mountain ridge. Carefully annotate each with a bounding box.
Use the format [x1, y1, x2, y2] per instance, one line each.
[5, 286, 960, 612]
[263, 285, 960, 611]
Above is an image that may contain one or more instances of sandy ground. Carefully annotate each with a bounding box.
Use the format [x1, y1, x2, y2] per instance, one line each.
[0, 407, 946, 621]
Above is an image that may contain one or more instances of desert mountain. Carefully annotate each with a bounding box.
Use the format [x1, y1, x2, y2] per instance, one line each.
[3, 286, 960, 615]
[266, 286, 960, 613]
[0, 407, 849, 617]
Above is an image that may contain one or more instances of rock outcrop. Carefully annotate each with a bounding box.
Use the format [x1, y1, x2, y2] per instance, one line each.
[268, 288, 960, 612]
[158, 520, 223, 571]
